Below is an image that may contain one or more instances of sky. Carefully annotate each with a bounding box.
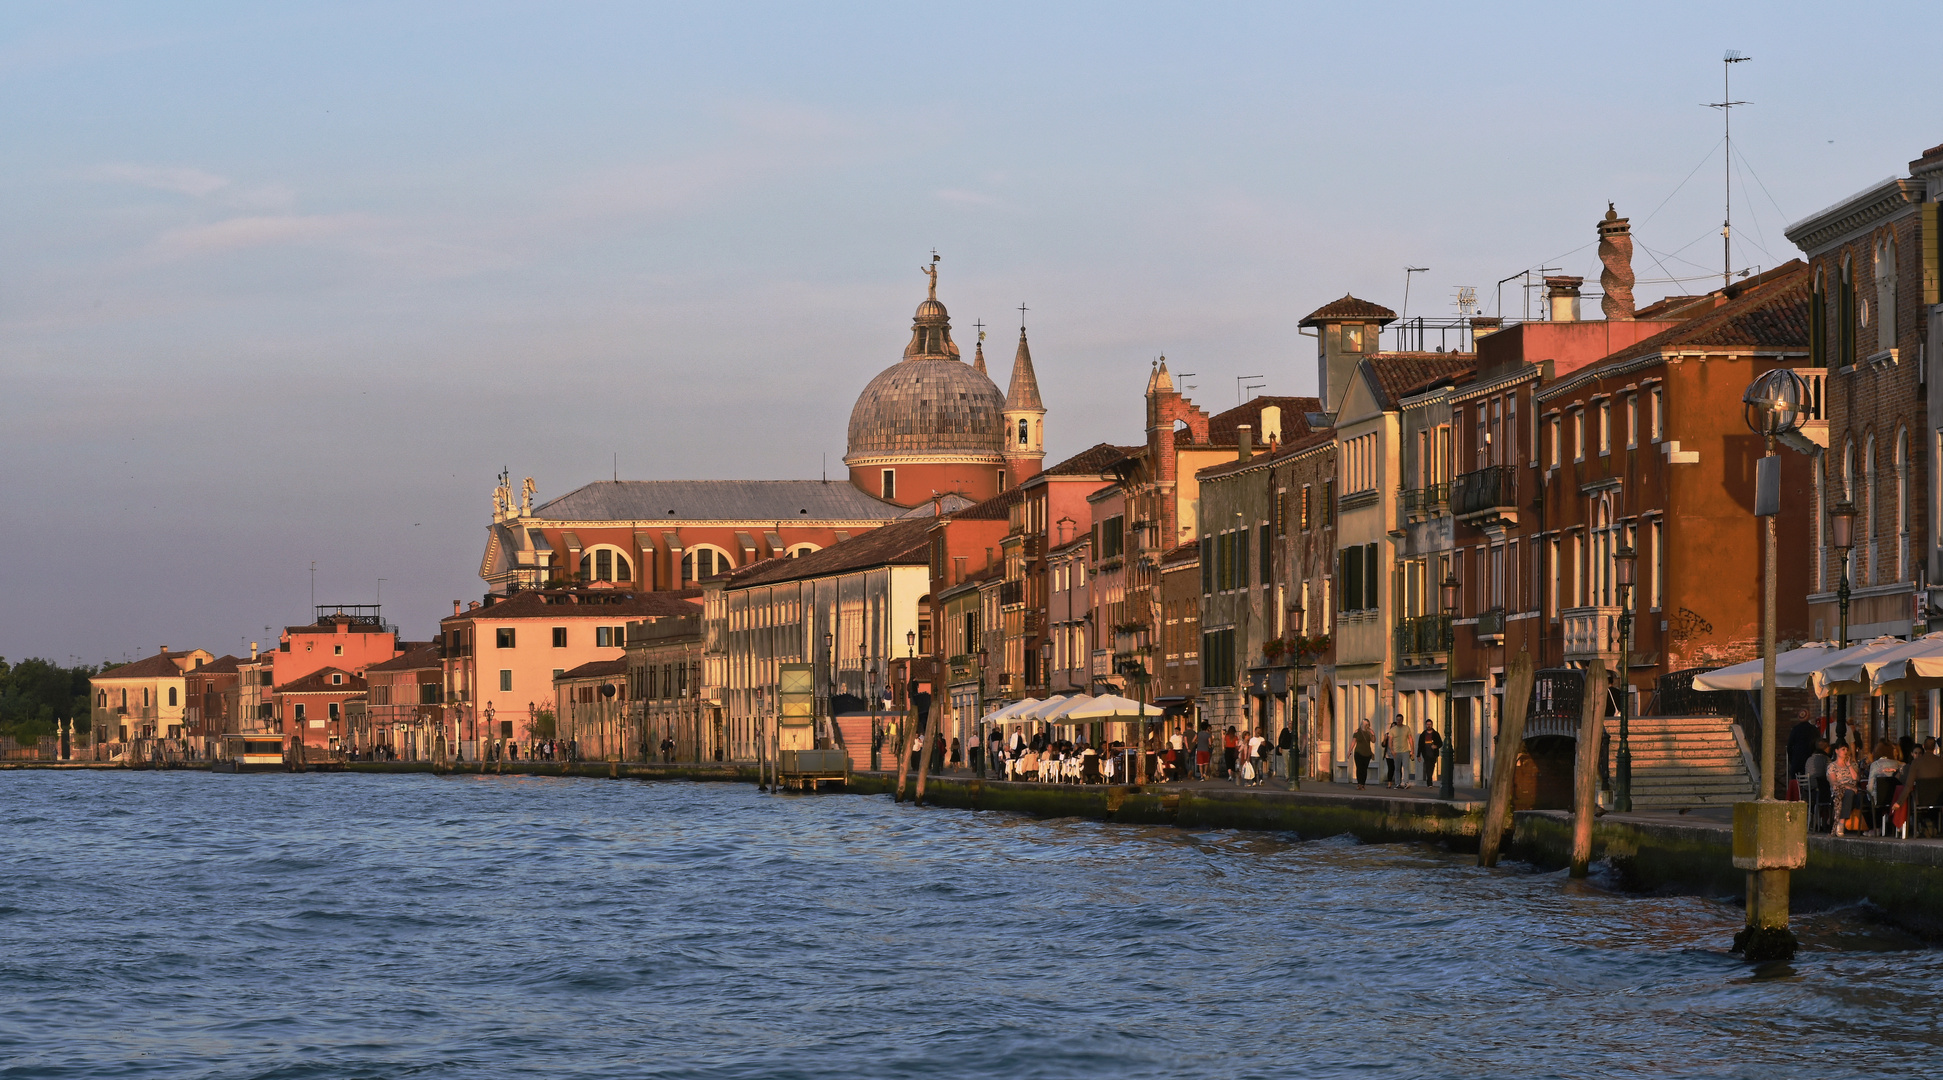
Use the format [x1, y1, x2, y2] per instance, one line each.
[3, 2, 1938, 666]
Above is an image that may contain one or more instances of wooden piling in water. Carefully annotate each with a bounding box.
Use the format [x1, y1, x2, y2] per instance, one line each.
[913, 698, 935, 805]
[1570, 660, 1609, 878]
[893, 696, 915, 802]
[1478, 652, 1534, 868]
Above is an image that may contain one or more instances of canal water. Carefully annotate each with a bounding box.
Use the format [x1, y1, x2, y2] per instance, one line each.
[2, 772, 1939, 1079]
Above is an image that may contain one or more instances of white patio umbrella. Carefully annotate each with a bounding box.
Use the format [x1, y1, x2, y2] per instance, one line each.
[1029, 694, 1097, 723]
[981, 698, 1040, 724]
[1805, 636, 1911, 697]
[1826, 632, 1943, 694]
[1691, 639, 1894, 697]
[1059, 694, 1166, 720]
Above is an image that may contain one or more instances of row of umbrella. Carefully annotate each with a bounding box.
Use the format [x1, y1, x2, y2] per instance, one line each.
[1692, 632, 1943, 697]
[981, 693, 1165, 726]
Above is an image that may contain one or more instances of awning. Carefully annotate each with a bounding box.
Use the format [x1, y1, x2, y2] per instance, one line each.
[1028, 694, 1096, 722]
[981, 698, 1041, 723]
[1060, 694, 1166, 720]
[1821, 633, 1943, 694]
[1691, 637, 1898, 697]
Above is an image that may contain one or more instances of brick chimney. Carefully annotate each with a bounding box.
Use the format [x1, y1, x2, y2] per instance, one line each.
[1237, 424, 1253, 463]
[1598, 204, 1636, 320]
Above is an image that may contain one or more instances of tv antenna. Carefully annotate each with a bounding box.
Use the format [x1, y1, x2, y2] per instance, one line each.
[1237, 374, 1265, 406]
[1707, 50, 1752, 289]
[1401, 267, 1429, 320]
[1454, 286, 1479, 318]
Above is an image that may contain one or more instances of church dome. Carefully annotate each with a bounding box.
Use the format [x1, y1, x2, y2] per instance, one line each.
[845, 273, 1005, 464]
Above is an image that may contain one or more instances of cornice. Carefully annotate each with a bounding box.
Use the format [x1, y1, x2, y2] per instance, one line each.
[1784, 177, 1922, 254]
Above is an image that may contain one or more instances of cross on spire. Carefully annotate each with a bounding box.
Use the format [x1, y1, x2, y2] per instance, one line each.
[973, 318, 985, 341]
[1018, 302, 1029, 331]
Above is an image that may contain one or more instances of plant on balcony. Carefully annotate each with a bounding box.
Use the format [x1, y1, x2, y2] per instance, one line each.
[1292, 633, 1331, 658]
[1261, 638, 1288, 662]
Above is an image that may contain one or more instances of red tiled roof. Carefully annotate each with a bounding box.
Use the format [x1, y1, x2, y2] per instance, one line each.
[557, 658, 628, 681]
[1362, 355, 1477, 410]
[365, 643, 442, 673]
[194, 655, 241, 676]
[97, 651, 197, 679]
[726, 515, 934, 587]
[279, 667, 365, 694]
[1205, 395, 1322, 446]
[1040, 443, 1141, 477]
[1299, 295, 1397, 327]
[946, 485, 1027, 521]
[1600, 262, 1809, 361]
[1160, 541, 1200, 567]
[442, 589, 702, 625]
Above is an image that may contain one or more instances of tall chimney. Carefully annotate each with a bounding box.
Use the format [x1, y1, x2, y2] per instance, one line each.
[250, 641, 259, 659]
[1598, 204, 1636, 320]
[453, 600, 462, 615]
[1237, 424, 1253, 463]
[159, 644, 168, 655]
[1470, 316, 1502, 341]
[1545, 276, 1584, 323]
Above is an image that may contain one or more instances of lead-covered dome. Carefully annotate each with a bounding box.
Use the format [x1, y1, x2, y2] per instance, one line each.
[845, 285, 1005, 463]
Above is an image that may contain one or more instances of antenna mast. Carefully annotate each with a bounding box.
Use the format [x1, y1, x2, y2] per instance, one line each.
[1709, 50, 1751, 289]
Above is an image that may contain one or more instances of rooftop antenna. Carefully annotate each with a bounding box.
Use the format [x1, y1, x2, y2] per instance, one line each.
[1708, 50, 1752, 289]
[1237, 374, 1265, 407]
[309, 561, 316, 613]
[1176, 370, 1197, 393]
[613, 453, 618, 482]
[377, 578, 385, 607]
[1401, 266, 1428, 320]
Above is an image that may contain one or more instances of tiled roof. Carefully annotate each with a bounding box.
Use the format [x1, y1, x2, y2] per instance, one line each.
[279, 667, 365, 694]
[530, 480, 903, 523]
[947, 485, 1027, 521]
[896, 493, 979, 518]
[442, 589, 703, 625]
[1605, 262, 1809, 358]
[726, 515, 935, 587]
[558, 658, 628, 681]
[1299, 295, 1397, 327]
[1362, 355, 1477, 410]
[1160, 541, 1200, 567]
[96, 652, 196, 679]
[1041, 443, 1141, 477]
[1394, 362, 1477, 399]
[1195, 424, 1336, 481]
[365, 643, 441, 673]
[1004, 329, 1044, 411]
[194, 655, 241, 676]
[1205, 396, 1322, 446]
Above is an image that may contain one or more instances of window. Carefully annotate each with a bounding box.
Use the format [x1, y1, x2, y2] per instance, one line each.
[997, 470, 1007, 491]
[552, 627, 567, 648]
[1342, 324, 1364, 352]
[1018, 419, 1030, 446]
[328, 702, 340, 723]
[1810, 268, 1826, 367]
[1201, 628, 1236, 687]
[1597, 400, 1611, 455]
[584, 546, 633, 583]
[1839, 257, 1857, 367]
[1572, 409, 1585, 461]
[330, 673, 343, 686]
[1341, 545, 1362, 611]
[597, 627, 613, 648]
[1548, 536, 1561, 619]
[1649, 386, 1663, 441]
[1649, 518, 1664, 610]
[496, 627, 516, 649]
[1259, 523, 1272, 587]
[333, 644, 343, 656]
[1547, 416, 1561, 468]
[167, 686, 177, 707]
[295, 703, 306, 721]
[1300, 485, 1312, 530]
[1625, 394, 1637, 449]
[499, 670, 513, 692]
[1099, 515, 1125, 559]
[1876, 235, 1899, 354]
[1201, 535, 1214, 594]
[881, 469, 897, 501]
[1236, 529, 1250, 590]
[681, 546, 733, 581]
[788, 544, 819, 558]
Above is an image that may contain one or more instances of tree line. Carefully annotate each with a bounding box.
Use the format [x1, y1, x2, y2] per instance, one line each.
[0, 658, 98, 745]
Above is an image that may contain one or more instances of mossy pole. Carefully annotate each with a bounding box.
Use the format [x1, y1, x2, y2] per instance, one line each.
[913, 696, 936, 805]
[893, 662, 915, 803]
[1478, 651, 1534, 868]
[1570, 660, 1610, 878]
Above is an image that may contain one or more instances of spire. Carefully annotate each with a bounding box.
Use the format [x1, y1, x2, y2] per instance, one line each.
[1147, 356, 1175, 395]
[1005, 326, 1043, 410]
[972, 323, 987, 376]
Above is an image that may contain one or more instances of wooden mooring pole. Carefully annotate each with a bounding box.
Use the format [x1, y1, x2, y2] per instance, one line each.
[1478, 652, 1535, 868]
[1570, 660, 1610, 878]
[913, 698, 935, 805]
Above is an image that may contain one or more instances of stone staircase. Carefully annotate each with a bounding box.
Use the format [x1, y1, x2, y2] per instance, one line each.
[1600, 714, 1756, 808]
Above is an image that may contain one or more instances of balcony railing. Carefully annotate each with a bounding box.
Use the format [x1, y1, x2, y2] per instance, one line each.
[1393, 614, 1452, 658]
[1476, 607, 1506, 639]
[1562, 606, 1623, 661]
[1398, 482, 1450, 523]
[999, 579, 1025, 606]
[1452, 465, 1518, 523]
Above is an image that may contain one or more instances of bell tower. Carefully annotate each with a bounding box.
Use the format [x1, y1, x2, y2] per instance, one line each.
[1002, 319, 1046, 487]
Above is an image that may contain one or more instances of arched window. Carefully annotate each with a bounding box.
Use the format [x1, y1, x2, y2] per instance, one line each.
[1018, 419, 1030, 446]
[1810, 267, 1826, 367]
[681, 546, 734, 582]
[167, 686, 177, 707]
[1876, 235, 1899, 354]
[1839, 256, 1857, 367]
[787, 544, 820, 558]
[581, 545, 633, 583]
[1896, 427, 1909, 581]
[1865, 434, 1878, 585]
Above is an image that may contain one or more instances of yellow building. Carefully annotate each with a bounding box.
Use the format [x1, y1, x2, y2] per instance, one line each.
[90, 647, 216, 744]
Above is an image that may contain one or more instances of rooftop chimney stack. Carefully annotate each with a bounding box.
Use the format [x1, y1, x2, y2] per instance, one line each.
[1470, 316, 1503, 342]
[1598, 204, 1636, 320]
[159, 644, 168, 655]
[1545, 276, 1584, 323]
[1238, 424, 1253, 463]
[453, 600, 462, 615]
[250, 641, 259, 659]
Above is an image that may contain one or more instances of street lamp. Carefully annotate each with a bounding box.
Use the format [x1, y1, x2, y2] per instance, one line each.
[862, 642, 878, 771]
[975, 646, 989, 777]
[823, 630, 834, 749]
[1829, 499, 1857, 747]
[1288, 598, 1304, 787]
[1743, 367, 1809, 800]
[1613, 545, 1638, 812]
[1439, 572, 1459, 800]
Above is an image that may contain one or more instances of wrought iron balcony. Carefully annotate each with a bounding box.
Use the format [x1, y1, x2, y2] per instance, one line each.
[1392, 614, 1452, 658]
[1452, 465, 1518, 526]
[1476, 607, 1506, 640]
[999, 579, 1025, 606]
[1397, 482, 1450, 524]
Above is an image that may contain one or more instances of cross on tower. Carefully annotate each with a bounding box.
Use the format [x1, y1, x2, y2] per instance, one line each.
[973, 318, 985, 341]
[1018, 302, 1029, 330]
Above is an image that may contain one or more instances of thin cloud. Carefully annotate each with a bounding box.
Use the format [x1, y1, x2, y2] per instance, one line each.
[149, 213, 363, 256]
[92, 163, 231, 197]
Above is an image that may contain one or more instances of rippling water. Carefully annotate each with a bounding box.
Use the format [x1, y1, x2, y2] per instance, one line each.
[1, 772, 1938, 1079]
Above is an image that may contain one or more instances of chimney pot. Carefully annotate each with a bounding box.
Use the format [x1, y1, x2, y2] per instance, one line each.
[1544, 276, 1584, 323]
[1238, 424, 1253, 463]
[454, 600, 462, 615]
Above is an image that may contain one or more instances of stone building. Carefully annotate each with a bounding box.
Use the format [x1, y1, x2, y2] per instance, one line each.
[358, 643, 443, 760]
[89, 647, 215, 746]
[555, 658, 631, 759]
[624, 613, 705, 762]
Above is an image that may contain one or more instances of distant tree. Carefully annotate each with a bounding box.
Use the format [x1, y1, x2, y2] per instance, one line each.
[0, 657, 98, 745]
[527, 708, 557, 741]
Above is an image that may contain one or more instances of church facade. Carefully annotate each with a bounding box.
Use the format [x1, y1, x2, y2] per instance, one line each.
[478, 262, 1047, 594]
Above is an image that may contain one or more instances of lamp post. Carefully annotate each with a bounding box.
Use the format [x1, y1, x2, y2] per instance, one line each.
[862, 642, 879, 772]
[1439, 573, 1459, 800]
[975, 646, 989, 777]
[821, 630, 834, 750]
[1830, 500, 1857, 745]
[1613, 545, 1638, 813]
[1289, 599, 1304, 787]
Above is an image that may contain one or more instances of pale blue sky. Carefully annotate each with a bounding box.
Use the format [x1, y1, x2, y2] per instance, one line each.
[3, 2, 1935, 663]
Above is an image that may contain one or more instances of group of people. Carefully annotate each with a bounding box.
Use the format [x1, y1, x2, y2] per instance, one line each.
[1349, 716, 1443, 790]
[980, 723, 1297, 786]
[1792, 719, 1943, 837]
[483, 738, 580, 763]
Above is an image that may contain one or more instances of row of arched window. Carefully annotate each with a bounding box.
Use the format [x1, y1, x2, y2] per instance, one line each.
[1815, 427, 1911, 591]
[573, 542, 823, 587]
[1810, 235, 1900, 369]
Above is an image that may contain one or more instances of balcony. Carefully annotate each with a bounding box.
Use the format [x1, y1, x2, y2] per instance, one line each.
[1397, 482, 1449, 524]
[1476, 607, 1506, 641]
[1452, 465, 1518, 528]
[999, 579, 1025, 606]
[1393, 614, 1452, 659]
[1562, 606, 1623, 663]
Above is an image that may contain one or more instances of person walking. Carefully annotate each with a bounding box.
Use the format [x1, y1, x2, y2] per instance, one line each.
[1416, 720, 1443, 789]
[1277, 724, 1295, 784]
[1194, 723, 1213, 781]
[1352, 719, 1375, 789]
[1222, 726, 1240, 781]
[1386, 714, 1411, 789]
[1246, 729, 1268, 786]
